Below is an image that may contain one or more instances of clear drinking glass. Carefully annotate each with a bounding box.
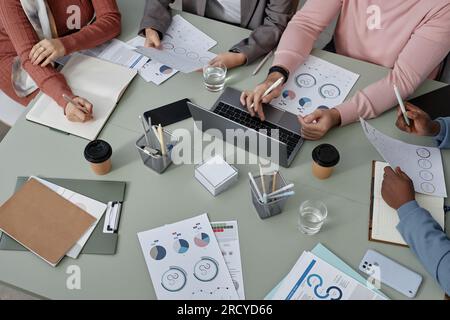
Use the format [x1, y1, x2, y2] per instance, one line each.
[298, 200, 328, 235]
[203, 62, 227, 92]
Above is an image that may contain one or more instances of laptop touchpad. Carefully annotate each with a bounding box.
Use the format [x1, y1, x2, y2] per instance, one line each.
[265, 105, 284, 124]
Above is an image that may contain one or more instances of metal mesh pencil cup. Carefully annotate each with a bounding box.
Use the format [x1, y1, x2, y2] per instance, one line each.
[135, 128, 179, 174]
[250, 171, 289, 219]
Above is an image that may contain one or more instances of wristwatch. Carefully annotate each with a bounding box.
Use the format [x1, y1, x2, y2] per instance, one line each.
[268, 66, 289, 83]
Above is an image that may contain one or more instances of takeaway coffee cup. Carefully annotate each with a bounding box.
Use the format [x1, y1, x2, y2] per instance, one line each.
[84, 140, 112, 175]
[312, 144, 340, 180]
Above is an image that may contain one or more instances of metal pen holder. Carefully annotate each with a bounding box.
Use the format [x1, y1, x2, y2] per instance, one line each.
[135, 129, 179, 174]
[250, 171, 289, 220]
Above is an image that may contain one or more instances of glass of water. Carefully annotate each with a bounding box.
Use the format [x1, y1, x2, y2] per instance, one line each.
[203, 62, 227, 92]
[298, 200, 328, 235]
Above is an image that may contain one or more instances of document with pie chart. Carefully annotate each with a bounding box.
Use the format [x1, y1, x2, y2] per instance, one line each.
[137, 214, 239, 300]
[361, 119, 447, 197]
[272, 55, 360, 116]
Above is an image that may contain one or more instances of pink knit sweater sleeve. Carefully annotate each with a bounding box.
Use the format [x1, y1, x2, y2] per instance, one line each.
[336, 5, 450, 125]
[272, 0, 342, 72]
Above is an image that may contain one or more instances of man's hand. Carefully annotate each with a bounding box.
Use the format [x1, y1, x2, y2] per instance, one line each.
[396, 103, 440, 136]
[381, 166, 415, 210]
[30, 39, 66, 67]
[65, 97, 94, 123]
[145, 28, 161, 48]
[297, 109, 341, 140]
[240, 71, 285, 121]
[209, 52, 247, 70]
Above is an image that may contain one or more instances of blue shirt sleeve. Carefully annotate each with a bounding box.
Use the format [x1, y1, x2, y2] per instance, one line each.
[434, 118, 450, 149]
[397, 201, 450, 295]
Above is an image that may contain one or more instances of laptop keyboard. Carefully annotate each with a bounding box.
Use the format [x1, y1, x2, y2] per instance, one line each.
[213, 102, 302, 157]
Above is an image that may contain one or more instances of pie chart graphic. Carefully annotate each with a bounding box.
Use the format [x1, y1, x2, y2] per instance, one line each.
[299, 97, 312, 109]
[282, 90, 296, 100]
[149, 245, 166, 261]
[173, 239, 190, 254]
[194, 233, 210, 248]
[159, 65, 173, 75]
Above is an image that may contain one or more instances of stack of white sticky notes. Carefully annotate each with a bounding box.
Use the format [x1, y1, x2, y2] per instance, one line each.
[195, 156, 238, 196]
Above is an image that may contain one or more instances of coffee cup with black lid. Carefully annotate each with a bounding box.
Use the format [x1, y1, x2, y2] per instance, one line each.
[84, 140, 112, 176]
[312, 144, 340, 180]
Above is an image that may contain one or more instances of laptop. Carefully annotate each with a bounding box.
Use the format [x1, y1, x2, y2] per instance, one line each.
[188, 87, 304, 167]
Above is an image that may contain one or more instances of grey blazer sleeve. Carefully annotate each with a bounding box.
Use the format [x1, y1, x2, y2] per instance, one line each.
[139, 0, 174, 36]
[231, 0, 293, 64]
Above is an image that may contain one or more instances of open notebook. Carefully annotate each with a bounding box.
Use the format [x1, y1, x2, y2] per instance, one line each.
[370, 161, 445, 246]
[26, 53, 137, 140]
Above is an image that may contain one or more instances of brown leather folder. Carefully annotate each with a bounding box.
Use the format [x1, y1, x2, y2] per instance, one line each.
[0, 178, 96, 266]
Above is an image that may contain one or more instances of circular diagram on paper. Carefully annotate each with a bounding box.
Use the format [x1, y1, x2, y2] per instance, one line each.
[173, 239, 190, 254]
[186, 52, 199, 60]
[419, 170, 434, 181]
[159, 65, 173, 75]
[317, 105, 330, 110]
[319, 84, 341, 99]
[416, 148, 431, 158]
[194, 257, 219, 282]
[194, 233, 210, 248]
[418, 159, 432, 169]
[282, 90, 296, 100]
[199, 56, 211, 64]
[296, 73, 317, 88]
[149, 245, 166, 261]
[421, 182, 436, 194]
[174, 47, 187, 54]
[161, 267, 187, 292]
[162, 42, 175, 50]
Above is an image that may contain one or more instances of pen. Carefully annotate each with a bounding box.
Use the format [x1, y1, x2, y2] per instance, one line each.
[394, 85, 410, 126]
[158, 124, 167, 156]
[252, 50, 273, 76]
[62, 94, 89, 114]
[248, 172, 265, 204]
[268, 183, 295, 198]
[250, 77, 284, 109]
[267, 191, 295, 201]
[272, 171, 277, 193]
[139, 116, 151, 146]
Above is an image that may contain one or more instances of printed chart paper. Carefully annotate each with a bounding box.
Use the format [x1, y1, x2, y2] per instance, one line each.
[138, 214, 239, 300]
[212, 221, 245, 300]
[272, 252, 386, 300]
[135, 15, 217, 73]
[31, 177, 107, 259]
[361, 119, 447, 197]
[272, 55, 359, 116]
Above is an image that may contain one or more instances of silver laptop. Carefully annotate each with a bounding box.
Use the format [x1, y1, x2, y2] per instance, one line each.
[187, 87, 303, 167]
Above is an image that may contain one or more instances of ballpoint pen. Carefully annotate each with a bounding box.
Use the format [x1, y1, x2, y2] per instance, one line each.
[252, 50, 273, 76]
[394, 85, 410, 126]
[250, 77, 284, 109]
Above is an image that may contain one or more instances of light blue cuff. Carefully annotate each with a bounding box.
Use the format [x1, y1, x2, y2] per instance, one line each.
[435, 118, 447, 144]
[397, 200, 421, 220]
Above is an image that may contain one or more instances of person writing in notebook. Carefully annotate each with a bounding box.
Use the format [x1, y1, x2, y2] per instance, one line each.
[241, 0, 450, 140]
[381, 103, 450, 295]
[139, 0, 295, 69]
[0, 0, 121, 122]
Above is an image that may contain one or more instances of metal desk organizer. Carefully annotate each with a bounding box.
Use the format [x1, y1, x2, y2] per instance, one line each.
[250, 171, 289, 219]
[136, 128, 179, 174]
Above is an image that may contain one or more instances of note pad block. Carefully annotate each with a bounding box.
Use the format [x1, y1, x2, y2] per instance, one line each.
[195, 156, 238, 196]
[0, 178, 96, 266]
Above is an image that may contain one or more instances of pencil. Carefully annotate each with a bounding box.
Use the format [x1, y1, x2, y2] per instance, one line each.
[158, 124, 167, 156]
[252, 50, 273, 76]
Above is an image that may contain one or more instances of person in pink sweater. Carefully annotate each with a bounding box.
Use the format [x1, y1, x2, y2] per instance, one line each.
[241, 0, 450, 140]
[0, 0, 121, 122]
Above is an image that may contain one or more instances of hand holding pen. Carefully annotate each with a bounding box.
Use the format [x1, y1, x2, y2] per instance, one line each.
[63, 94, 94, 123]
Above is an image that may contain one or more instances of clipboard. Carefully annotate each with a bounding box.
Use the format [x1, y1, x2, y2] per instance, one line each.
[0, 177, 126, 255]
[369, 161, 408, 247]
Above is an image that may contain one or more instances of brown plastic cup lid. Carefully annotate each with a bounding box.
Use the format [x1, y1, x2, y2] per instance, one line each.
[312, 144, 340, 168]
[84, 140, 112, 164]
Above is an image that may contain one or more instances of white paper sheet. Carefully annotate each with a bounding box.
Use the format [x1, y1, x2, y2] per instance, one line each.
[271, 252, 386, 300]
[212, 221, 245, 300]
[135, 15, 217, 73]
[272, 55, 360, 116]
[82, 39, 149, 70]
[137, 214, 239, 300]
[372, 161, 445, 246]
[30, 177, 107, 259]
[361, 119, 447, 197]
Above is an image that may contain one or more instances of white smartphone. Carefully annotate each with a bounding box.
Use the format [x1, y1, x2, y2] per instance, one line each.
[359, 249, 423, 298]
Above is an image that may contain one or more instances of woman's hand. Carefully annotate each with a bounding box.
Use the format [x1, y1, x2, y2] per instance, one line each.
[396, 103, 440, 137]
[30, 39, 66, 67]
[297, 109, 341, 140]
[240, 71, 285, 121]
[209, 52, 247, 70]
[144, 28, 161, 48]
[65, 97, 94, 123]
[381, 166, 415, 210]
